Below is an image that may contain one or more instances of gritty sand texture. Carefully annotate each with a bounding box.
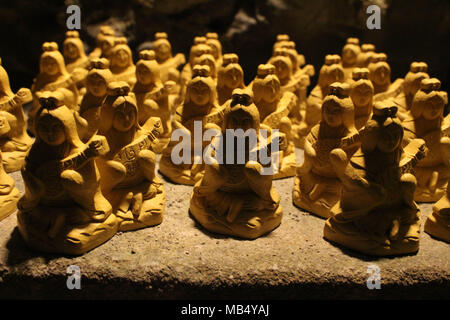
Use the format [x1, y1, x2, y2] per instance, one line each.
[0, 149, 449, 299]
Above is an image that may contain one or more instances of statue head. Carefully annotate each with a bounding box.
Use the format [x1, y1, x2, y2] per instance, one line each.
[356, 43, 375, 67]
[193, 53, 217, 78]
[268, 48, 293, 83]
[318, 55, 345, 93]
[96, 26, 115, 58]
[350, 68, 374, 107]
[185, 65, 216, 107]
[206, 32, 222, 61]
[217, 53, 244, 89]
[189, 37, 211, 65]
[403, 62, 429, 97]
[63, 30, 86, 61]
[86, 58, 112, 97]
[342, 37, 361, 67]
[368, 53, 391, 87]
[110, 37, 133, 70]
[153, 32, 172, 63]
[40, 42, 68, 77]
[411, 78, 447, 121]
[252, 64, 281, 105]
[223, 89, 260, 131]
[321, 82, 355, 130]
[135, 50, 161, 85]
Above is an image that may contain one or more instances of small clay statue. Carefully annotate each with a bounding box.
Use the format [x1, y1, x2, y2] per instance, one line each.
[341, 37, 361, 81]
[153, 32, 185, 109]
[356, 43, 375, 68]
[78, 58, 113, 142]
[293, 82, 359, 218]
[425, 184, 450, 243]
[109, 37, 136, 87]
[96, 82, 164, 231]
[349, 68, 374, 130]
[297, 55, 344, 148]
[0, 58, 33, 172]
[368, 53, 403, 100]
[30, 42, 79, 135]
[63, 31, 90, 99]
[391, 62, 429, 120]
[190, 89, 283, 239]
[193, 53, 218, 81]
[159, 65, 223, 185]
[0, 151, 20, 220]
[217, 53, 245, 105]
[132, 50, 173, 153]
[402, 78, 450, 202]
[252, 64, 297, 179]
[273, 34, 290, 51]
[324, 103, 427, 256]
[89, 25, 116, 60]
[17, 91, 117, 255]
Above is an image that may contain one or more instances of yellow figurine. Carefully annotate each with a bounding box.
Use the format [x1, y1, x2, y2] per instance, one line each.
[109, 37, 136, 87]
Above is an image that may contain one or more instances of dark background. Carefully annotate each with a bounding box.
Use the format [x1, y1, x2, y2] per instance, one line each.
[0, 0, 449, 98]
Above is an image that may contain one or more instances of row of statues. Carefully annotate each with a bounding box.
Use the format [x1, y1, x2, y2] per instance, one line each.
[0, 29, 448, 256]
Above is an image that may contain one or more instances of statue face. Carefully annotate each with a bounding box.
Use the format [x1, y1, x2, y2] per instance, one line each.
[63, 42, 79, 60]
[155, 43, 170, 61]
[87, 74, 108, 97]
[273, 60, 289, 80]
[422, 96, 444, 120]
[325, 66, 344, 86]
[37, 116, 66, 146]
[42, 56, 59, 76]
[113, 48, 130, 68]
[190, 82, 210, 106]
[342, 47, 358, 65]
[323, 103, 343, 127]
[101, 39, 113, 56]
[253, 78, 280, 104]
[224, 67, 243, 88]
[351, 83, 373, 106]
[208, 43, 219, 60]
[404, 73, 428, 96]
[376, 125, 402, 153]
[136, 65, 152, 85]
[112, 104, 136, 132]
[372, 65, 390, 85]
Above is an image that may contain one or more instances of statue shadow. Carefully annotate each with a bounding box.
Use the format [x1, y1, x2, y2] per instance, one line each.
[4, 227, 71, 266]
[323, 237, 419, 262]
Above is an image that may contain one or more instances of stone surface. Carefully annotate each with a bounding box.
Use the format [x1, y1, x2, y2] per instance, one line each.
[0, 149, 449, 299]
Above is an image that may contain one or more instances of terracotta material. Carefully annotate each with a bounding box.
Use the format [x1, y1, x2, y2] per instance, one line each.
[133, 50, 172, 153]
[356, 43, 375, 68]
[217, 53, 245, 105]
[190, 89, 283, 239]
[425, 185, 450, 243]
[109, 37, 136, 87]
[205, 32, 223, 69]
[30, 42, 79, 135]
[89, 25, 116, 60]
[368, 53, 403, 101]
[402, 78, 449, 202]
[293, 82, 359, 218]
[0, 151, 20, 220]
[193, 53, 217, 81]
[297, 55, 344, 148]
[78, 58, 113, 142]
[0, 59, 33, 172]
[324, 103, 427, 256]
[391, 62, 429, 120]
[159, 65, 223, 185]
[17, 91, 117, 255]
[349, 68, 374, 130]
[341, 37, 361, 80]
[96, 82, 164, 231]
[252, 64, 297, 179]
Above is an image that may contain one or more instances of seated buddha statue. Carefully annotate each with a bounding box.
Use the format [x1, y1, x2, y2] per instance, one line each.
[190, 89, 283, 239]
[296, 55, 345, 148]
[390, 62, 429, 120]
[217, 53, 245, 106]
[63, 31, 90, 99]
[252, 64, 297, 179]
[17, 91, 117, 255]
[349, 68, 374, 130]
[77, 58, 113, 142]
[402, 78, 450, 202]
[341, 37, 361, 81]
[96, 82, 164, 231]
[0, 150, 20, 221]
[132, 50, 173, 153]
[30, 42, 79, 135]
[88, 25, 116, 60]
[324, 103, 427, 256]
[159, 65, 224, 185]
[109, 37, 136, 87]
[293, 82, 359, 218]
[425, 184, 450, 243]
[0, 58, 33, 172]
